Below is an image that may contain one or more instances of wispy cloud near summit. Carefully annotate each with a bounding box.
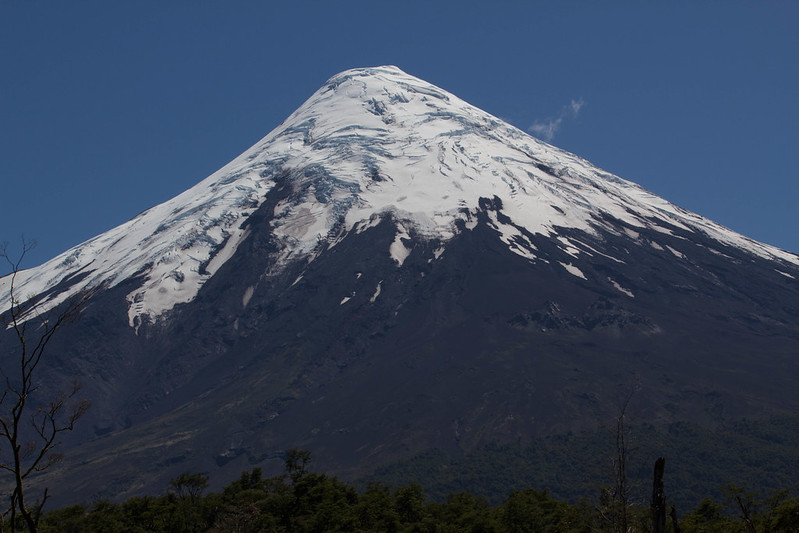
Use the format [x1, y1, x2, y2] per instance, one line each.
[530, 98, 586, 141]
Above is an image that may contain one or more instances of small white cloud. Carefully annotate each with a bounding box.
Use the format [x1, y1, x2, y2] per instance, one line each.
[530, 117, 563, 141]
[570, 98, 585, 115]
[529, 98, 586, 141]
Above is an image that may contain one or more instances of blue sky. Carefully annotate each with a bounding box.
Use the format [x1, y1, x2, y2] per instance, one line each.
[1, 1, 797, 272]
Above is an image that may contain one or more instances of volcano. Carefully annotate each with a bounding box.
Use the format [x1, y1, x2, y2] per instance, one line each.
[2, 66, 798, 506]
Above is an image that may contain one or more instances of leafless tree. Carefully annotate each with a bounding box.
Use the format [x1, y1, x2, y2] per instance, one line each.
[651, 457, 666, 533]
[598, 385, 637, 533]
[611, 390, 632, 533]
[0, 240, 91, 532]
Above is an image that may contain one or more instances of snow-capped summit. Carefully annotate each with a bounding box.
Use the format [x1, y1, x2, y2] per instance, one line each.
[3, 66, 796, 329]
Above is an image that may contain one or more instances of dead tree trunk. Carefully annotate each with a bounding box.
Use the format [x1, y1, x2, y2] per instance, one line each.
[651, 457, 666, 533]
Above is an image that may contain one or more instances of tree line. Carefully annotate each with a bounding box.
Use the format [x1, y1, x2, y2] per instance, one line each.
[12, 449, 798, 533]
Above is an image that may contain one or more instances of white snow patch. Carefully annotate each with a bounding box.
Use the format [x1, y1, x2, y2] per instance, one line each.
[390, 223, 412, 266]
[649, 225, 676, 236]
[370, 280, 383, 303]
[665, 245, 685, 259]
[650, 241, 664, 251]
[556, 236, 582, 258]
[457, 210, 479, 231]
[624, 228, 640, 240]
[206, 227, 251, 275]
[776, 270, 795, 279]
[573, 240, 625, 264]
[608, 277, 634, 297]
[560, 262, 587, 280]
[242, 285, 255, 308]
[486, 210, 537, 261]
[704, 246, 734, 260]
[355, 215, 382, 234]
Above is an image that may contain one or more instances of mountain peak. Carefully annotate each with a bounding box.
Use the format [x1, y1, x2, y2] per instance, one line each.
[2, 67, 797, 329]
[3, 67, 799, 507]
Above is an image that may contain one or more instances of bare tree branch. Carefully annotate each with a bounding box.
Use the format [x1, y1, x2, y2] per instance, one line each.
[0, 239, 92, 532]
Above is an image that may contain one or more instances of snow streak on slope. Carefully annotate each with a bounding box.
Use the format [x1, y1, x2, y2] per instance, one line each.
[2, 66, 797, 328]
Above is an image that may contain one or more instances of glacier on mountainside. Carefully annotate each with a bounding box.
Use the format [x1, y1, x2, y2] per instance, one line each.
[2, 65, 797, 329]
